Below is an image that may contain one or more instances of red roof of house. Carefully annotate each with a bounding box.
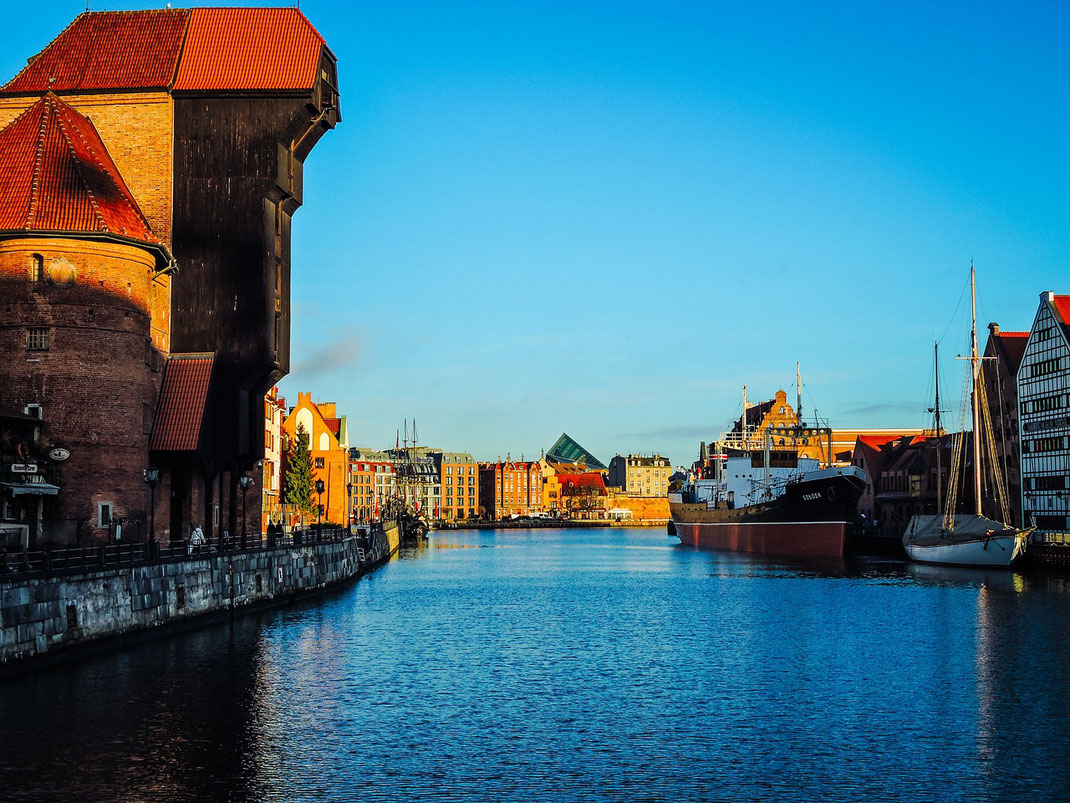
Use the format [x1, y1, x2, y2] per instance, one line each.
[175, 8, 327, 92]
[993, 330, 1029, 373]
[556, 473, 607, 492]
[2, 8, 328, 95]
[0, 94, 163, 250]
[150, 355, 214, 452]
[1053, 295, 1070, 327]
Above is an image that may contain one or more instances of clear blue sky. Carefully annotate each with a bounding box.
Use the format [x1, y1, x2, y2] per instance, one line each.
[6, 1, 1069, 467]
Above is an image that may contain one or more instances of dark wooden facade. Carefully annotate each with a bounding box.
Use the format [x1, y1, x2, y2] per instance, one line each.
[170, 54, 339, 470]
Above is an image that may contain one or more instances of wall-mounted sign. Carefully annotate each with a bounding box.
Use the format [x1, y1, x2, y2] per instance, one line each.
[48, 447, 70, 462]
[11, 463, 37, 474]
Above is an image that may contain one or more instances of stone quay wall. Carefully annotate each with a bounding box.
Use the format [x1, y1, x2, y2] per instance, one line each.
[0, 528, 394, 667]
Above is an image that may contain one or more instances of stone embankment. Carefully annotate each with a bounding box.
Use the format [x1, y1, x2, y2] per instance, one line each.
[0, 525, 398, 668]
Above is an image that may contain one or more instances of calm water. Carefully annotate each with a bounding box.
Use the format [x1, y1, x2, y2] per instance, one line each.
[2, 527, 1070, 802]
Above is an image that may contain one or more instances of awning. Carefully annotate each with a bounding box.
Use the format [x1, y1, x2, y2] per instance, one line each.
[1, 481, 59, 496]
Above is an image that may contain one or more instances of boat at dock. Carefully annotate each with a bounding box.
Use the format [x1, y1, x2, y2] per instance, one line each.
[670, 375, 866, 558]
[903, 265, 1032, 567]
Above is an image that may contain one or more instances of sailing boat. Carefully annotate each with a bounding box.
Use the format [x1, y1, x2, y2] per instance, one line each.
[902, 265, 1033, 567]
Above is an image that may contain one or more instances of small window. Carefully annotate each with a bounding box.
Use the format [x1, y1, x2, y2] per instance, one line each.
[29, 254, 43, 282]
[98, 502, 113, 528]
[26, 327, 50, 351]
[315, 457, 325, 468]
[24, 404, 42, 420]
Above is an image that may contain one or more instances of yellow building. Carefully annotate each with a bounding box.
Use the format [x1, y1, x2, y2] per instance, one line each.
[608, 454, 672, 497]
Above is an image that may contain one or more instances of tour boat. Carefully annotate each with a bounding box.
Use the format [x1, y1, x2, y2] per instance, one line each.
[902, 266, 1032, 567]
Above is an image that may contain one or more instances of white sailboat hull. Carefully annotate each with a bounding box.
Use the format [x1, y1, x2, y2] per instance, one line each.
[904, 533, 1026, 567]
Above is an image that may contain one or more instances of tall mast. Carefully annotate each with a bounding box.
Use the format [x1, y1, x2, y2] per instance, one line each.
[796, 362, 803, 424]
[970, 264, 982, 516]
[934, 341, 943, 513]
[741, 385, 748, 442]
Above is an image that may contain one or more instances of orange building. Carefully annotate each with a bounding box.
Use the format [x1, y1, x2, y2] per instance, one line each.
[281, 393, 349, 526]
[543, 470, 608, 518]
[478, 460, 543, 519]
[432, 452, 479, 521]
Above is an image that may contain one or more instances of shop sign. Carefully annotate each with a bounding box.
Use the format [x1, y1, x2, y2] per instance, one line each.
[48, 447, 70, 462]
[11, 463, 37, 474]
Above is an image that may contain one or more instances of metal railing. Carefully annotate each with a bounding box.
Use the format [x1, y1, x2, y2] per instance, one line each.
[0, 525, 356, 582]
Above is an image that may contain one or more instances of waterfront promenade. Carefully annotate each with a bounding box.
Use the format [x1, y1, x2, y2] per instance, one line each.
[2, 527, 1069, 801]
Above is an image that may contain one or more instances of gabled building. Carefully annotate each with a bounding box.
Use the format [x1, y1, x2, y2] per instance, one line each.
[281, 393, 348, 526]
[1018, 292, 1070, 548]
[479, 460, 543, 519]
[261, 387, 286, 531]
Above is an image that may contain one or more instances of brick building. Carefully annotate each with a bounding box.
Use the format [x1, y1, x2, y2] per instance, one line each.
[0, 9, 339, 546]
[478, 460, 544, 519]
[981, 323, 1029, 525]
[0, 95, 172, 546]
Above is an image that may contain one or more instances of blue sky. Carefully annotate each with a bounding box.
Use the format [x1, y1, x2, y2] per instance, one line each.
[5, 1, 1069, 467]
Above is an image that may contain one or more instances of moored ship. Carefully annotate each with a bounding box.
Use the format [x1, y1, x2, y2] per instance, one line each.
[669, 380, 866, 558]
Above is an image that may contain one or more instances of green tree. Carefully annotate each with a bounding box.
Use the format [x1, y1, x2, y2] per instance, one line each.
[284, 423, 314, 522]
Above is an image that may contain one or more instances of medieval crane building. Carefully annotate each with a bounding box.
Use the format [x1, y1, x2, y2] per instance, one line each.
[0, 9, 339, 547]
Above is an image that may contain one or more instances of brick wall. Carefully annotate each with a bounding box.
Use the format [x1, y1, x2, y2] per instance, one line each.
[0, 238, 167, 545]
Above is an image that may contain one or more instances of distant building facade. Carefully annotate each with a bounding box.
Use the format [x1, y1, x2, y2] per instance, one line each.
[1018, 292, 1070, 546]
[479, 460, 543, 519]
[608, 454, 672, 496]
[261, 387, 285, 531]
[432, 451, 478, 520]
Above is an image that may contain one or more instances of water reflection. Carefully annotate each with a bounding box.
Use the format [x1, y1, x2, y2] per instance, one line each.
[1, 528, 1069, 801]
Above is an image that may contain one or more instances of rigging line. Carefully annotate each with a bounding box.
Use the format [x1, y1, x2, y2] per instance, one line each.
[937, 271, 972, 345]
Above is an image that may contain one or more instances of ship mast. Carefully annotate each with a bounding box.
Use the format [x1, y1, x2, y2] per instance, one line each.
[796, 362, 803, 424]
[741, 385, 748, 443]
[933, 340, 943, 513]
[970, 264, 982, 517]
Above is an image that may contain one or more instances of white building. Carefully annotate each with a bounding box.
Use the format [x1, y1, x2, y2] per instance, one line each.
[1017, 291, 1070, 545]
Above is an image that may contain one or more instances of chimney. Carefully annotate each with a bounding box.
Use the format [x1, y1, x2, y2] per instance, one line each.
[988, 322, 999, 336]
[1042, 291, 1055, 302]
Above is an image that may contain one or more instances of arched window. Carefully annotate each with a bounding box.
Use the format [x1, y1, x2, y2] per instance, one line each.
[319, 432, 330, 451]
[30, 254, 44, 282]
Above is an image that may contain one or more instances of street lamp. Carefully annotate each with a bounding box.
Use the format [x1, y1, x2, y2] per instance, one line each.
[347, 481, 353, 528]
[143, 466, 159, 555]
[239, 474, 253, 549]
[315, 478, 325, 535]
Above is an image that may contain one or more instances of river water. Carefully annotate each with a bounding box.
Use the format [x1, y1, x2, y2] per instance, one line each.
[2, 527, 1070, 802]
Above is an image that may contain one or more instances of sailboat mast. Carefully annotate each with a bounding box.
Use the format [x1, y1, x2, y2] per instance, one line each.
[934, 341, 942, 513]
[970, 264, 982, 516]
[741, 385, 748, 443]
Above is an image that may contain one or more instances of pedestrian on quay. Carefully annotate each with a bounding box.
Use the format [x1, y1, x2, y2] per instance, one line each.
[189, 524, 205, 555]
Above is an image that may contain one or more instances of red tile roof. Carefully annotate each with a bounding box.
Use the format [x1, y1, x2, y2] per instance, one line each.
[1053, 295, 1070, 327]
[1, 8, 328, 95]
[556, 473, 607, 492]
[2, 10, 189, 93]
[993, 330, 1029, 374]
[175, 8, 327, 92]
[0, 94, 164, 251]
[150, 355, 215, 452]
